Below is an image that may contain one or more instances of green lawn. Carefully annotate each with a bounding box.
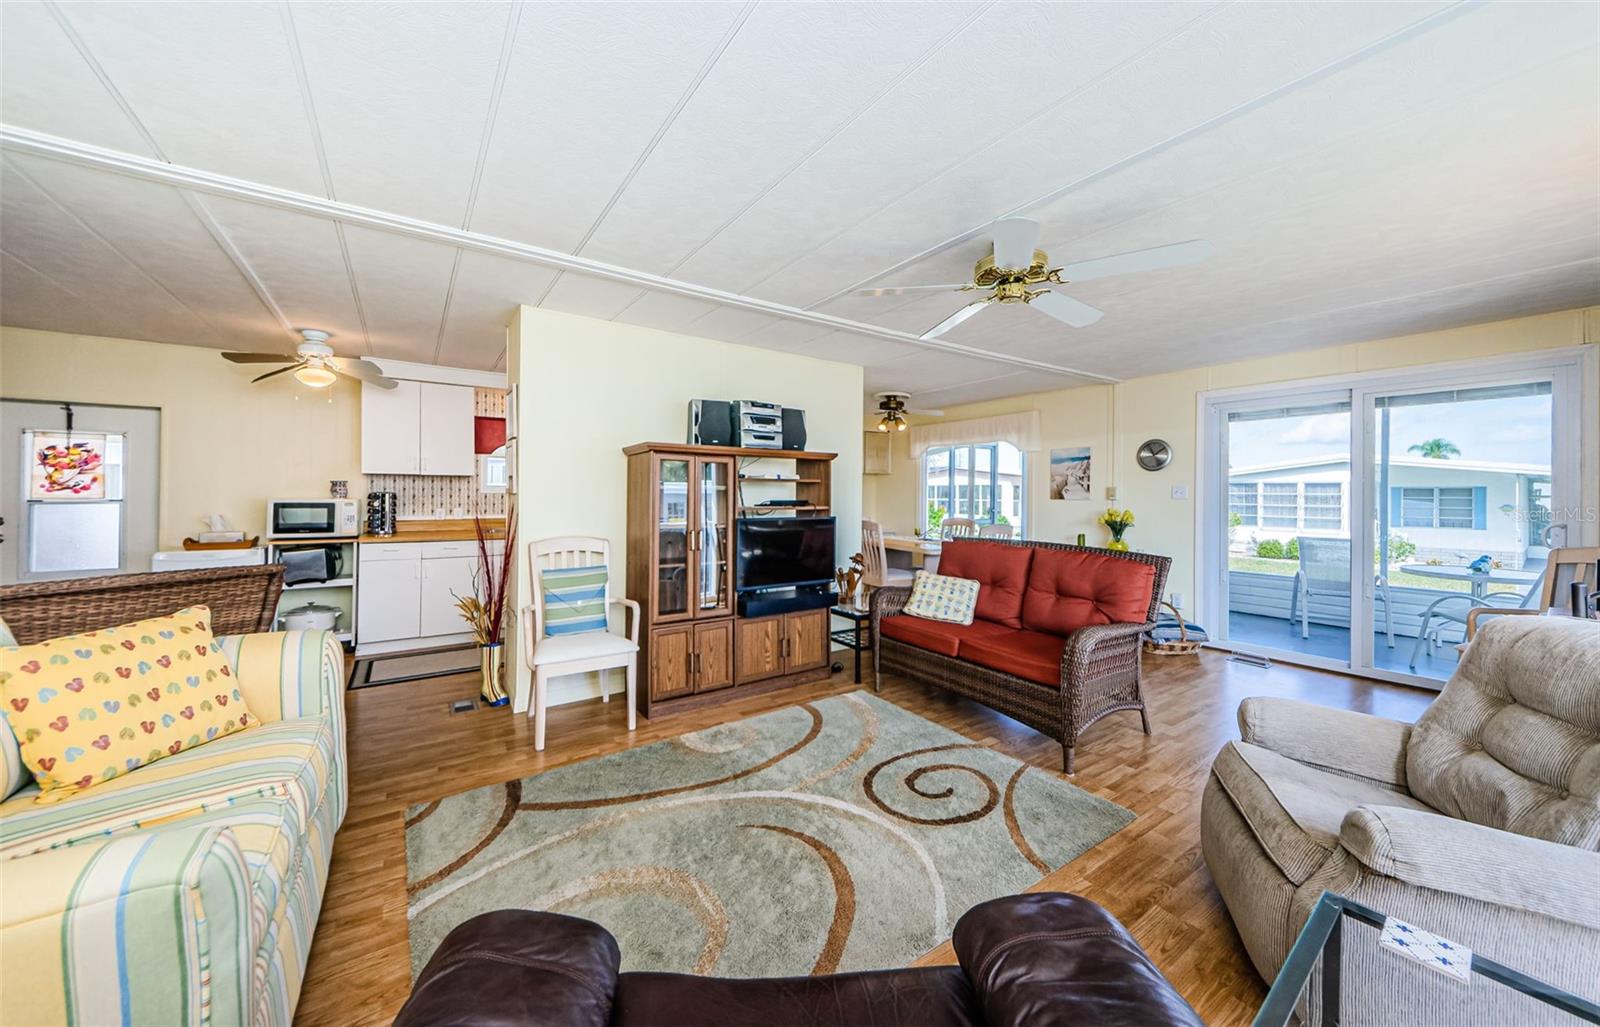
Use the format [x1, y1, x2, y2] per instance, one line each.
[1228, 555, 1472, 593]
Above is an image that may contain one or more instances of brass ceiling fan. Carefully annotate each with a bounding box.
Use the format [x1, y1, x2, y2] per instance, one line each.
[220, 329, 397, 389]
[873, 391, 942, 432]
[854, 217, 1213, 339]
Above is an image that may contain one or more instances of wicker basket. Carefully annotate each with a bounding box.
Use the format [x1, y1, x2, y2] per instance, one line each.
[1143, 601, 1204, 656]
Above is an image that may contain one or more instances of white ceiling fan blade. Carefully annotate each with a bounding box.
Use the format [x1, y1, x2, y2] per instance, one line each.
[921, 300, 991, 340]
[990, 217, 1041, 270]
[251, 362, 304, 384]
[1028, 290, 1103, 328]
[853, 283, 970, 297]
[1054, 239, 1213, 283]
[222, 351, 297, 363]
[331, 356, 399, 389]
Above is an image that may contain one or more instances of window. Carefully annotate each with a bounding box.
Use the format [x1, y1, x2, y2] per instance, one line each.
[1393, 486, 1485, 530]
[923, 441, 1024, 534]
[1302, 483, 1342, 530]
[1260, 483, 1299, 528]
[1229, 483, 1259, 526]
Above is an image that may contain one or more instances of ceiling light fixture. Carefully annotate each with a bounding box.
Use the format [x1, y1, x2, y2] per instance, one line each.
[293, 362, 338, 389]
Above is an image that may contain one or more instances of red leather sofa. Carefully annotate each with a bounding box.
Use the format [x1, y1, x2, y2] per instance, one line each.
[872, 538, 1170, 773]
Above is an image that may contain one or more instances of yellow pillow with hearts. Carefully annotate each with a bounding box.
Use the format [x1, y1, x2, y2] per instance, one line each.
[0, 605, 257, 804]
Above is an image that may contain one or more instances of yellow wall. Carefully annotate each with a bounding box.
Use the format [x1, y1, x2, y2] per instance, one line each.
[1, 326, 363, 549]
[864, 306, 1600, 609]
[512, 306, 866, 707]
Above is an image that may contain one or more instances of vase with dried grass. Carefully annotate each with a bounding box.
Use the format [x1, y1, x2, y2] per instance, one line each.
[453, 504, 517, 707]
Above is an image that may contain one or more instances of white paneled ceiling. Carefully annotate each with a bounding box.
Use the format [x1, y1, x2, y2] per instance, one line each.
[0, 0, 1595, 407]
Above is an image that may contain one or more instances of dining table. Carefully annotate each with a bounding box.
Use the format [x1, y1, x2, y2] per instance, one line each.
[1398, 562, 1541, 600]
[881, 533, 941, 570]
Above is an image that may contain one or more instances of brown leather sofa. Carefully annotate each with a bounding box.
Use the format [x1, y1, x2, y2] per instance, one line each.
[872, 539, 1170, 773]
[394, 892, 1202, 1027]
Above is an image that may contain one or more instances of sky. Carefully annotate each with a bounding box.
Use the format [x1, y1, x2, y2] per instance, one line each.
[1229, 394, 1552, 470]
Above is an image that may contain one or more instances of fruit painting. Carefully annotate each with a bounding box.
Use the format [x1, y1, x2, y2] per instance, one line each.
[29, 432, 106, 499]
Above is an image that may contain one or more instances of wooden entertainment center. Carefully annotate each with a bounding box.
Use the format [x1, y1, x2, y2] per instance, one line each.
[623, 441, 838, 717]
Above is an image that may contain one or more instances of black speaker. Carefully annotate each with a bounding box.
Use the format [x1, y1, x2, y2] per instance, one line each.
[688, 400, 735, 446]
[781, 407, 807, 451]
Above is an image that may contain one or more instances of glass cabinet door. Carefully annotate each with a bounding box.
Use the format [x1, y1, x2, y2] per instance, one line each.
[656, 457, 691, 618]
[696, 458, 733, 615]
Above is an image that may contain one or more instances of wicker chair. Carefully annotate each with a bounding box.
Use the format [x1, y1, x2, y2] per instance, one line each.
[0, 564, 284, 643]
[871, 539, 1169, 773]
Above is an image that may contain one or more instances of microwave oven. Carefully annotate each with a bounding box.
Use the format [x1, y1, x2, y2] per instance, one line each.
[267, 499, 360, 539]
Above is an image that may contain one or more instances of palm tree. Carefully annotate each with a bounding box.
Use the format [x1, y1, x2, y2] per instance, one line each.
[1407, 437, 1460, 459]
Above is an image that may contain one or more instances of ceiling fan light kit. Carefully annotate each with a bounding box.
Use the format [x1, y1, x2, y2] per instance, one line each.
[873, 391, 938, 432]
[856, 216, 1212, 341]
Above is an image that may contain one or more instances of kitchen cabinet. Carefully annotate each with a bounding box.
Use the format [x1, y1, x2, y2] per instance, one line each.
[734, 609, 828, 685]
[360, 380, 474, 476]
[420, 555, 476, 636]
[356, 545, 421, 643]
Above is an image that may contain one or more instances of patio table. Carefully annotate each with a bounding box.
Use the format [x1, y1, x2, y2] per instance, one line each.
[1398, 563, 1540, 600]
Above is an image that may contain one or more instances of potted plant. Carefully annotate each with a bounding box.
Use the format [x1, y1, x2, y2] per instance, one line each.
[1098, 507, 1135, 551]
[454, 503, 517, 707]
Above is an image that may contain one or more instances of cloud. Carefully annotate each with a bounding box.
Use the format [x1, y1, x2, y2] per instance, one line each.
[1278, 414, 1349, 446]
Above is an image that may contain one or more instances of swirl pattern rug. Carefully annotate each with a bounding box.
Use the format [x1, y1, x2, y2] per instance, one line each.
[404, 691, 1133, 978]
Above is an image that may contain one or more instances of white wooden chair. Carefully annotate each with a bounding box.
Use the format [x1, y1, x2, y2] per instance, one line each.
[978, 523, 1015, 539]
[860, 519, 914, 595]
[942, 517, 979, 539]
[520, 536, 638, 751]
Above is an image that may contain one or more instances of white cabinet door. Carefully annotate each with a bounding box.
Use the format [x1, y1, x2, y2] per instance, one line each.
[420, 555, 476, 637]
[357, 554, 421, 642]
[418, 382, 474, 476]
[361, 380, 421, 474]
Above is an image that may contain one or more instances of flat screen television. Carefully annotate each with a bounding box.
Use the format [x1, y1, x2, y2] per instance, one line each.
[735, 516, 836, 592]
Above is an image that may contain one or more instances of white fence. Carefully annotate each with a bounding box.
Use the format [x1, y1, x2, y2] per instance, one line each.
[1227, 571, 1487, 640]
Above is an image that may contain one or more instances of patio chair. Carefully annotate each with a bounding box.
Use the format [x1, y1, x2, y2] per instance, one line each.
[1288, 536, 1393, 647]
[1460, 546, 1600, 642]
[978, 523, 1015, 539]
[1409, 578, 1538, 670]
[942, 517, 979, 539]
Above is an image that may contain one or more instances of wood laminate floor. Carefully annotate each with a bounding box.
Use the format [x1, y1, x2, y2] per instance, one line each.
[294, 652, 1434, 1027]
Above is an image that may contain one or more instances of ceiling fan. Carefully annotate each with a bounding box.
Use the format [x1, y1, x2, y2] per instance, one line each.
[854, 218, 1213, 339]
[873, 391, 942, 432]
[221, 329, 397, 390]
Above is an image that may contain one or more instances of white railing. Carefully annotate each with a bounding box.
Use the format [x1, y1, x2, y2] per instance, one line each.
[1228, 570, 1479, 640]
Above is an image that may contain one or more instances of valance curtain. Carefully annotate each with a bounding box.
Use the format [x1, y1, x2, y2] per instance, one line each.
[908, 411, 1041, 457]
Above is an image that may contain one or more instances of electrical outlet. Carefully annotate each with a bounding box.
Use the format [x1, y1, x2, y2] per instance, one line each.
[1171, 485, 1188, 500]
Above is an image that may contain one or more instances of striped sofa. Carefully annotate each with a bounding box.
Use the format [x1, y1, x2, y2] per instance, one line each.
[0, 630, 346, 1026]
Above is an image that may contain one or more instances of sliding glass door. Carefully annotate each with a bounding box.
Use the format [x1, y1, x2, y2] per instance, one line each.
[1202, 350, 1588, 688]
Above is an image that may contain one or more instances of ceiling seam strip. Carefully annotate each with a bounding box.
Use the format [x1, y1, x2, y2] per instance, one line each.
[434, 0, 523, 365]
[44, 0, 298, 342]
[725, 0, 1230, 309]
[0, 245, 91, 303]
[0, 126, 1117, 382]
[613, 0, 998, 324]
[809, 0, 1479, 308]
[280, 1, 374, 355]
[3, 156, 229, 342]
[533, 0, 757, 309]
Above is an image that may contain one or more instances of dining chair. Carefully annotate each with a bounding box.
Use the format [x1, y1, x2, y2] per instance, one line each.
[860, 519, 914, 595]
[978, 523, 1015, 539]
[942, 517, 979, 540]
[1290, 536, 1393, 647]
[1464, 547, 1600, 642]
[520, 536, 638, 751]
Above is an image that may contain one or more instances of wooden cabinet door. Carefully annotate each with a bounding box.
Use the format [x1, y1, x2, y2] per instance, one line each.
[418, 383, 475, 476]
[783, 609, 830, 674]
[734, 615, 784, 685]
[693, 620, 734, 693]
[649, 626, 693, 701]
[360, 380, 420, 474]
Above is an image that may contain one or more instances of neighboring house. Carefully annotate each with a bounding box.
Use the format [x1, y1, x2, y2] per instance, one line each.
[1229, 454, 1551, 568]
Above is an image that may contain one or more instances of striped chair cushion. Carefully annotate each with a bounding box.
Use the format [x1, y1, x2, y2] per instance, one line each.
[542, 565, 609, 637]
[1, 616, 30, 800]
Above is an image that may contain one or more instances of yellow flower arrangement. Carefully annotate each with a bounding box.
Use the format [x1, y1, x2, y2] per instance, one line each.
[1098, 507, 1135, 550]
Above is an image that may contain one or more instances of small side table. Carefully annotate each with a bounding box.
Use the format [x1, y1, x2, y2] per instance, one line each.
[829, 605, 873, 685]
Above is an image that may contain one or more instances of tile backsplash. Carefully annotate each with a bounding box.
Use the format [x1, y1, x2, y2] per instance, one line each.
[367, 473, 507, 520]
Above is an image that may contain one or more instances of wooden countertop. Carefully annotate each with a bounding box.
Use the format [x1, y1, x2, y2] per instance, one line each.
[358, 518, 507, 544]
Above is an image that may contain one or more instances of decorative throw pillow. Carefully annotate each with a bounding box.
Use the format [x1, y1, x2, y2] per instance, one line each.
[542, 565, 609, 636]
[0, 615, 27, 799]
[902, 570, 981, 625]
[0, 606, 256, 804]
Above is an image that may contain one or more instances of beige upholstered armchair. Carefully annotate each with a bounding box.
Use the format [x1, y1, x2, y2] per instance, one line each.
[1202, 615, 1600, 1025]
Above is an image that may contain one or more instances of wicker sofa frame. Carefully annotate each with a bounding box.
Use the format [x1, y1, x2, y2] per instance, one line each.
[0, 564, 284, 644]
[871, 539, 1170, 774]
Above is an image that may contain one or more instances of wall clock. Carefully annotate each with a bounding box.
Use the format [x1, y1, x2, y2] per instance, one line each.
[1136, 439, 1172, 471]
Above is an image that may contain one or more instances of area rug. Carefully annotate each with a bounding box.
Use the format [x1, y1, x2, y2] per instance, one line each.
[404, 691, 1133, 979]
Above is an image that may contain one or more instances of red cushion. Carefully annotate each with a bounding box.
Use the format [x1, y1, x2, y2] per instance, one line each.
[878, 614, 1012, 658]
[1021, 549, 1157, 637]
[958, 629, 1067, 687]
[932, 540, 1035, 628]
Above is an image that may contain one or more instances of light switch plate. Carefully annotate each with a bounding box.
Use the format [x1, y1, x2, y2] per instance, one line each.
[1171, 485, 1189, 500]
[1106, 485, 1118, 502]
